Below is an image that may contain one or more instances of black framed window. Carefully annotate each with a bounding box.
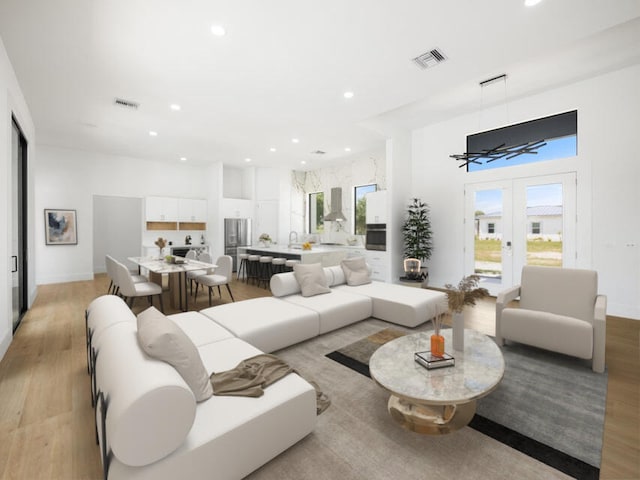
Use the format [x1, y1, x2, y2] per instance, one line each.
[467, 110, 577, 172]
[308, 192, 324, 233]
[354, 184, 376, 234]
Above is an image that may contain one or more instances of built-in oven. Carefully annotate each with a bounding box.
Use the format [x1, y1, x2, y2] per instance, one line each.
[365, 223, 386, 251]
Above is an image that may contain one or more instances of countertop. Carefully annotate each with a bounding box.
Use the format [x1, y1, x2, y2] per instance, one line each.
[240, 245, 351, 256]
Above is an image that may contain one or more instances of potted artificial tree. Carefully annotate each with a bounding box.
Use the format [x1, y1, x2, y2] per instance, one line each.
[402, 198, 433, 285]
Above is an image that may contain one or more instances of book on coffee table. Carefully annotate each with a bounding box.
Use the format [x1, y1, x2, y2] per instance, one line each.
[414, 351, 455, 370]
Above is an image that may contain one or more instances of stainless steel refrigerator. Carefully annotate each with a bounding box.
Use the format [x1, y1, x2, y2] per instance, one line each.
[224, 218, 252, 272]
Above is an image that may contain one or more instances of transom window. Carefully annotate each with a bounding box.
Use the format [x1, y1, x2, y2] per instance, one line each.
[466, 110, 577, 172]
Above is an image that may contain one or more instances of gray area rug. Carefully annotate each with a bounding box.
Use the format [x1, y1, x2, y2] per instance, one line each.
[247, 319, 575, 480]
[326, 327, 607, 479]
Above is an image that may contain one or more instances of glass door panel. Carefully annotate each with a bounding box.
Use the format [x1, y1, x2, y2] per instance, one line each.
[464, 181, 512, 296]
[512, 173, 576, 284]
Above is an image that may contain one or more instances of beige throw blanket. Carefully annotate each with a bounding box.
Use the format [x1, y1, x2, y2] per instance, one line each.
[210, 353, 330, 414]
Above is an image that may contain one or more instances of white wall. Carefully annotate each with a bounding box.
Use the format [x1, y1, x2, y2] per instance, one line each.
[0, 36, 36, 360]
[411, 64, 640, 319]
[35, 145, 211, 284]
[93, 195, 143, 273]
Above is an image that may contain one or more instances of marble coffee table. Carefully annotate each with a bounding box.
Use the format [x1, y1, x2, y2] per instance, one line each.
[369, 329, 504, 435]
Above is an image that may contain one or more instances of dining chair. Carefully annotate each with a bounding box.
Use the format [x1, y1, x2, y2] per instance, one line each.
[187, 252, 214, 296]
[194, 255, 235, 306]
[185, 250, 197, 259]
[106, 255, 147, 295]
[114, 261, 164, 312]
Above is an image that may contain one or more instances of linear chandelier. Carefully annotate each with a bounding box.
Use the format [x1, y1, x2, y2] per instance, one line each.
[450, 139, 547, 169]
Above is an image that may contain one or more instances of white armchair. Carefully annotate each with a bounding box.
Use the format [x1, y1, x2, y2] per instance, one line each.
[496, 265, 606, 373]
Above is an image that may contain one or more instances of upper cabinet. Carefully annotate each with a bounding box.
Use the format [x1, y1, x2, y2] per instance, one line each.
[178, 198, 207, 222]
[145, 197, 207, 230]
[365, 190, 387, 224]
[145, 196, 178, 222]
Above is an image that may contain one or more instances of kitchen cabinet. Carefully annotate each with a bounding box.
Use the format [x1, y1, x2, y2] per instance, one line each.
[365, 251, 389, 282]
[145, 196, 178, 222]
[365, 190, 387, 224]
[178, 198, 207, 222]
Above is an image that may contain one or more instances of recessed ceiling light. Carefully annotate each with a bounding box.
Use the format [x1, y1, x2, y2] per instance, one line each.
[179, 157, 187, 162]
[524, 0, 542, 6]
[291, 138, 299, 144]
[344, 147, 351, 152]
[170, 104, 181, 111]
[245, 158, 252, 163]
[301, 160, 306, 165]
[211, 25, 226, 36]
[343, 91, 354, 99]
[149, 130, 158, 136]
[269, 147, 276, 152]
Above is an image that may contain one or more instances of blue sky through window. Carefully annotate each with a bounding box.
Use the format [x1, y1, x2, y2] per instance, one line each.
[468, 135, 576, 172]
[476, 183, 562, 215]
[355, 184, 376, 200]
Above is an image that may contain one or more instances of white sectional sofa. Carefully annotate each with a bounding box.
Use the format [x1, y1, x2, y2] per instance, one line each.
[86, 264, 447, 479]
[87, 296, 316, 480]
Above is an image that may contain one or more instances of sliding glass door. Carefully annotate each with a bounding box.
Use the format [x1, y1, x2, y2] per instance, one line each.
[11, 117, 28, 331]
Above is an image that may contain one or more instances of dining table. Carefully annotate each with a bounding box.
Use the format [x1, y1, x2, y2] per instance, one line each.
[128, 256, 217, 312]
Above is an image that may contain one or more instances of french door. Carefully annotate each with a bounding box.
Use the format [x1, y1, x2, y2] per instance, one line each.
[464, 173, 576, 295]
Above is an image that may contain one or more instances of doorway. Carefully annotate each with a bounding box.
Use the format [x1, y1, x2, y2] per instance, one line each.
[11, 116, 28, 332]
[464, 172, 576, 295]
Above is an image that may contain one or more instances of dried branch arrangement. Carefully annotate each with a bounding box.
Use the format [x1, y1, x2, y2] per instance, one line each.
[444, 275, 489, 313]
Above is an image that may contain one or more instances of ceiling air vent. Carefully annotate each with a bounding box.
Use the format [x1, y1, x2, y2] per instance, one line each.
[412, 48, 447, 69]
[114, 97, 139, 109]
[311, 150, 326, 155]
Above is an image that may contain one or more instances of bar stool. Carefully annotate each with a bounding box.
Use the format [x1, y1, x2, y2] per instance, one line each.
[237, 253, 249, 282]
[271, 257, 287, 276]
[285, 259, 300, 272]
[257, 256, 273, 288]
[247, 255, 261, 285]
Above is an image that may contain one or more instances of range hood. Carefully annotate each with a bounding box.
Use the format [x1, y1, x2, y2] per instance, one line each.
[324, 187, 347, 222]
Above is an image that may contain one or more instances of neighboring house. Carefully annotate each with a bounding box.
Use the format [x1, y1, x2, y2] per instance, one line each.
[476, 206, 563, 241]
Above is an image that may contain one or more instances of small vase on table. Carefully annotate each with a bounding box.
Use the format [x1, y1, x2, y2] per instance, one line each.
[452, 311, 464, 351]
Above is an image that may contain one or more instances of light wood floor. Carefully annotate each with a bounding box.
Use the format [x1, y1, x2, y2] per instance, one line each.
[0, 275, 638, 479]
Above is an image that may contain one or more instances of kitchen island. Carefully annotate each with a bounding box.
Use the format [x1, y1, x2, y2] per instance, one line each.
[239, 245, 350, 267]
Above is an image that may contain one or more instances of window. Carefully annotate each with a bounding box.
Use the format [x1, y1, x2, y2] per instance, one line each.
[488, 223, 495, 234]
[466, 110, 577, 172]
[354, 184, 376, 235]
[308, 192, 324, 233]
[531, 222, 541, 235]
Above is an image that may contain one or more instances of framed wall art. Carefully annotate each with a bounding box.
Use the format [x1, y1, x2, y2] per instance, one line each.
[44, 209, 78, 245]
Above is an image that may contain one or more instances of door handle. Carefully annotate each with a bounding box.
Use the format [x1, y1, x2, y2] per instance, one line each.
[11, 255, 18, 273]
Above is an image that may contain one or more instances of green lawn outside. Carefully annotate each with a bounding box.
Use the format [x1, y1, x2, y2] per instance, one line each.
[475, 238, 562, 268]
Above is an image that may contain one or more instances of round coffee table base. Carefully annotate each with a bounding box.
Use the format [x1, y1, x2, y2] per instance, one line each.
[388, 396, 476, 435]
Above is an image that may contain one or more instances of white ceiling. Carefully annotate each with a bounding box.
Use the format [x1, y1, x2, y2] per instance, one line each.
[1, 0, 639, 170]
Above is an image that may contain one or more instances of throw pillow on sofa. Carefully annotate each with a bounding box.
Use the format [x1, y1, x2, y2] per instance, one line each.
[293, 263, 331, 297]
[137, 306, 213, 402]
[340, 256, 372, 286]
